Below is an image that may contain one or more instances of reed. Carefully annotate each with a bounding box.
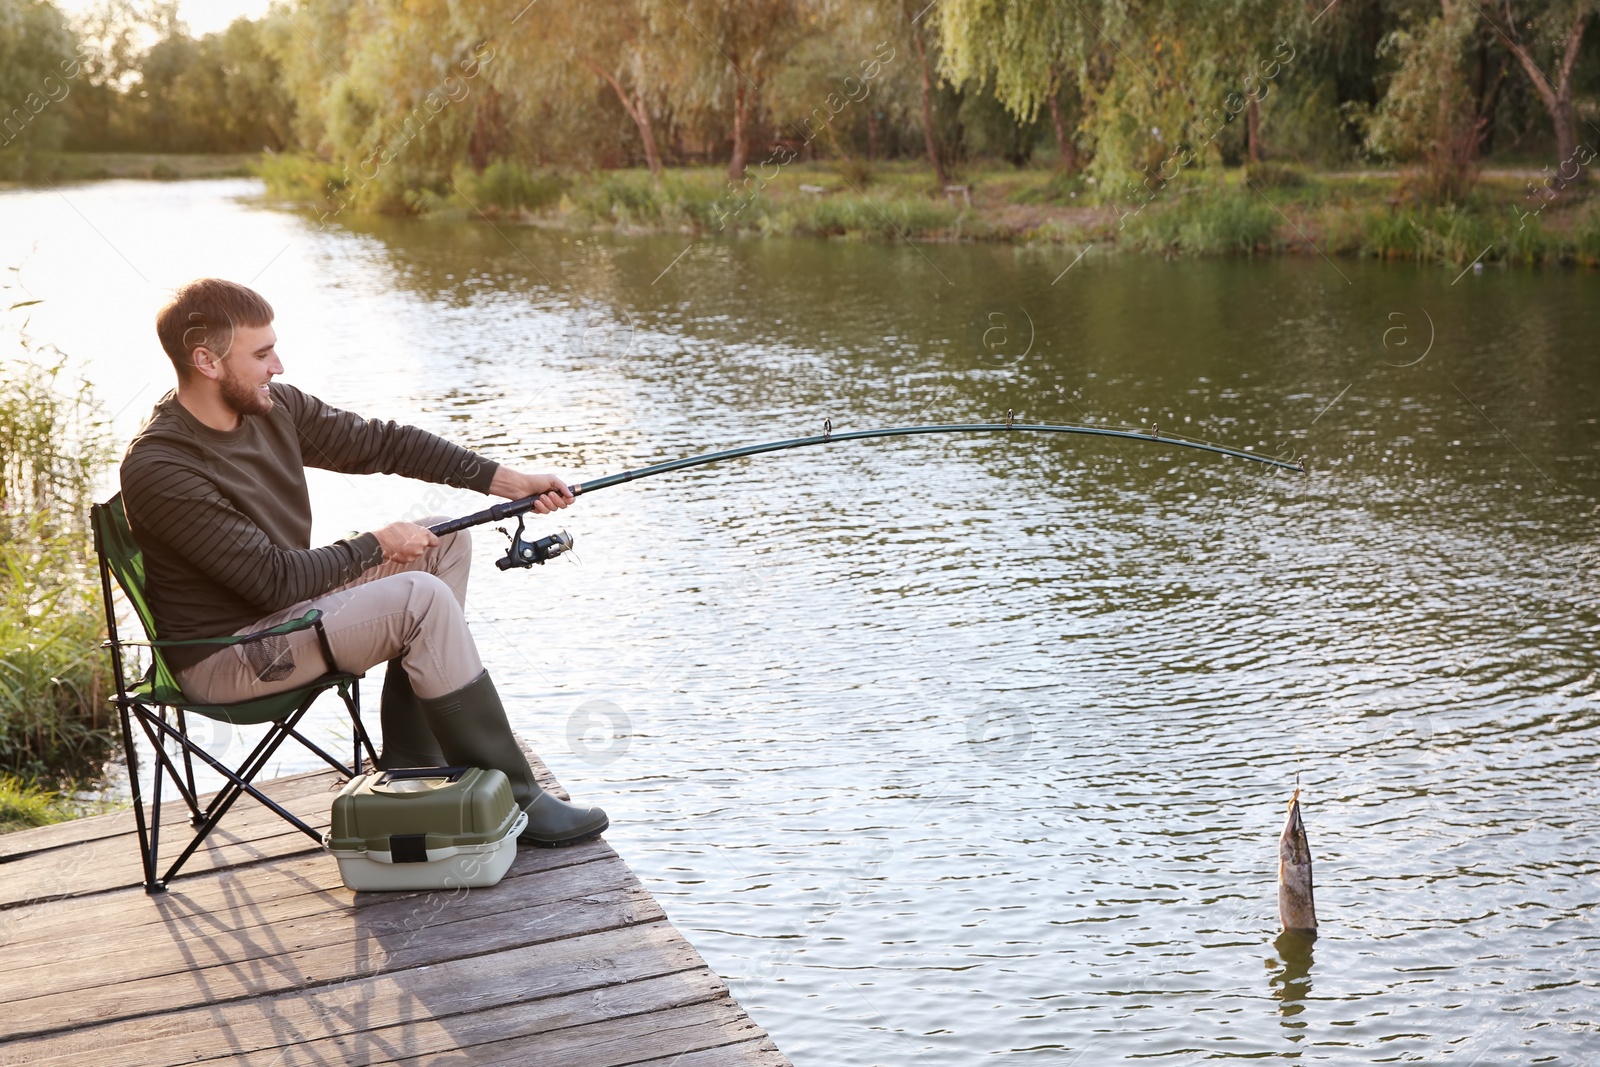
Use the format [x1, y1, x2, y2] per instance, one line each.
[0, 313, 116, 789]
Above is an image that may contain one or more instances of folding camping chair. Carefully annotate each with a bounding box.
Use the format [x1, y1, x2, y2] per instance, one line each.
[92, 494, 377, 892]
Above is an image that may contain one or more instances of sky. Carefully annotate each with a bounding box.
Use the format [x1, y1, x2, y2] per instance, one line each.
[54, 0, 274, 38]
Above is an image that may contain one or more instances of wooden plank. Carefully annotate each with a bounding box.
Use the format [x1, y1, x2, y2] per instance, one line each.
[0, 755, 575, 908]
[0, 780, 346, 908]
[629, 1039, 795, 1067]
[0, 769, 334, 861]
[0, 741, 569, 877]
[0, 746, 790, 1067]
[0, 813, 323, 907]
[189, 966, 731, 1067]
[3, 850, 631, 1000]
[6, 873, 664, 1039]
[11, 923, 712, 1067]
[381, 998, 766, 1067]
[0, 833, 610, 952]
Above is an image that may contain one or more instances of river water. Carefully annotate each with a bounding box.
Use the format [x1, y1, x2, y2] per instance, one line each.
[3, 179, 1598, 1065]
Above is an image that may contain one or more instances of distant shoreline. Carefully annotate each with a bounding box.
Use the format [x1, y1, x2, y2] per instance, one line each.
[10, 152, 1598, 268]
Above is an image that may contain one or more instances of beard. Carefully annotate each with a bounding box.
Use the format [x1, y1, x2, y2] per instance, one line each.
[219, 370, 274, 418]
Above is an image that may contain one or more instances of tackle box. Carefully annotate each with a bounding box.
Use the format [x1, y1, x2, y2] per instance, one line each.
[325, 766, 526, 891]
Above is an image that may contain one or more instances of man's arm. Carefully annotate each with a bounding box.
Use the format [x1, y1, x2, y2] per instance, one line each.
[279, 385, 574, 561]
[280, 384, 500, 493]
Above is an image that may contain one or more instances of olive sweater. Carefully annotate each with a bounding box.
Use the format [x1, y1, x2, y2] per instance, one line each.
[119, 383, 497, 670]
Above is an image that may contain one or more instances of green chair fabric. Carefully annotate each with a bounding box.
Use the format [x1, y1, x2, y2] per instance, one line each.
[92, 493, 376, 891]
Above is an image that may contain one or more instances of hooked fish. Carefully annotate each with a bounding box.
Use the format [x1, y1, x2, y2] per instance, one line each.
[1277, 787, 1317, 936]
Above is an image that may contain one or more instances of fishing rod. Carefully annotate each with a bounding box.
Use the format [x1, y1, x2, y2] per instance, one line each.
[429, 416, 1308, 570]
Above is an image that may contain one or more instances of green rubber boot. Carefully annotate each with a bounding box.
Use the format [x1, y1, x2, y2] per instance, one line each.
[375, 659, 449, 770]
[418, 671, 610, 847]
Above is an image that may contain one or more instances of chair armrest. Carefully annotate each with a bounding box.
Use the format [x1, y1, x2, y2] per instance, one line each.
[132, 610, 328, 649]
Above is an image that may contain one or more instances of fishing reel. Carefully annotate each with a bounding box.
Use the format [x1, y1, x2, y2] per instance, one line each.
[494, 514, 574, 570]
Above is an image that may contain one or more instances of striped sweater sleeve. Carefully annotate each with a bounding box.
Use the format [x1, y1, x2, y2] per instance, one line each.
[121, 447, 384, 616]
[279, 385, 498, 491]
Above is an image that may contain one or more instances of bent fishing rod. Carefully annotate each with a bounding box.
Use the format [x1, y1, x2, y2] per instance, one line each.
[429, 417, 1308, 570]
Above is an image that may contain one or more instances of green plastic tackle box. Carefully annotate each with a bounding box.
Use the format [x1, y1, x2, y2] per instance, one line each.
[325, 766, 527, 891]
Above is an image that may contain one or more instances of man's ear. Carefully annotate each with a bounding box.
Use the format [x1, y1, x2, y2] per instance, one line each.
[191, 346, 224, 381]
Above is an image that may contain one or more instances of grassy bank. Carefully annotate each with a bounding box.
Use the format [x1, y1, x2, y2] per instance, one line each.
[257, 153, 1600, 268]
[0, 776, 119, 833]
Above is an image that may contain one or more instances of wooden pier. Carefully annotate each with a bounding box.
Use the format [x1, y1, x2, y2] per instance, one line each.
[0, 752, 790, 1067]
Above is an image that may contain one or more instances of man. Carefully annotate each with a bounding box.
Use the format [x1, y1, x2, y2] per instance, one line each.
[120, 277, 607, 846]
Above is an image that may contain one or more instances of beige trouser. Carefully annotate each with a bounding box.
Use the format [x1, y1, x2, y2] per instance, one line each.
[176, 518, 483, 705]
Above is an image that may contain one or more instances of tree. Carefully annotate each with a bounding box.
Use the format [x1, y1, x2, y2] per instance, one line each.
[1490, 0, 1596, 183]
[1367, 0, 1490, 202]
[903, 0, 951, 183]
[940, 0, 1308, 192]
[659, 0, 806, 180]
[482, 0, 669, 178]
[0, 0, 80, 170]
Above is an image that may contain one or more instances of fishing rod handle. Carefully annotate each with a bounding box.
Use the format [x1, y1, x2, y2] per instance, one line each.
[429, 495, 543, 536]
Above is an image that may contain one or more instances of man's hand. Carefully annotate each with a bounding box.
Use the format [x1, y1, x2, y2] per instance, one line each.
[489, 467, 575, 514]
[373, 521, 439, 564]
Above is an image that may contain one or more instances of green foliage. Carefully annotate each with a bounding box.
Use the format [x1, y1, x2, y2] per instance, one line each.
[0, 775, 77, 831]
[451, 162, 569, 215]
[1122, 183, 1280, 255]
[255, 149, 345, 204]
[1245, 159, 1306, 189]
[0, 775, 120, 832]
[1007, 168, 1089, 204]
[0, 298, 116, 787]
[1364, 4, 1487, 204]
[0, 0, 79, 176]
[1572, 199, 1600, 265]
[958, 84, 1044, 166]
[1405, 203, 1498, 265]
[767, 193, 959, 238]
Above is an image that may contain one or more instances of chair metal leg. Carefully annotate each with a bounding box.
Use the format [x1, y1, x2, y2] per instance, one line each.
[199, 712, 301, 824]
[117, 701, 162, 894]
[147, 708, 328, 886]
[132, 710, 201, 819]
[118, 674, 369, 889]
[147, 720, 166, 894]
[176, 708, 200, 823]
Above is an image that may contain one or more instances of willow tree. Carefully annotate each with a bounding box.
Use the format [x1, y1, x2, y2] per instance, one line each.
[266, 0, 488, 211]
[263, 0, 357, 157]
[763, 1, 912, 165]
[658, 0, 807, 180]
[1366, 0, 1490, 202]
[943, 0, 1306, 191]
[938, 0, 1092, 171]
[468, 0, 670, 178]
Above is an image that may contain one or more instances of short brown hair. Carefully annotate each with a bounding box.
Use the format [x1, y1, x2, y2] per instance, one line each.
[156, 279, 274, 377]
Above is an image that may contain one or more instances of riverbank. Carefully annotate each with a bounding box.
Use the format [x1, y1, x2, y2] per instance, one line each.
[1, 153, 258, 183]
[11, 152, 1598, 268]
[254, 153, 1600, 269]
[0, 777, 120, 833]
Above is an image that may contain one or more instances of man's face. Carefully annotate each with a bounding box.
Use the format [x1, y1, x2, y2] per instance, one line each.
[214, 323, 283, 418]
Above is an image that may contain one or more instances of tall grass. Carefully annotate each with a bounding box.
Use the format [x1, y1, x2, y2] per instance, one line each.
[1573, 200, 1600, 267]
[0, 774, 113, 832]
[0, 302, 117, 790]
[1122, 184, 1281, 255]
